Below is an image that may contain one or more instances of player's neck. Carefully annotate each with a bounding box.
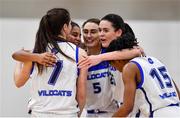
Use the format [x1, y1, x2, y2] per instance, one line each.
[58, 34, 66, 40]
[87, 45, 101, 56]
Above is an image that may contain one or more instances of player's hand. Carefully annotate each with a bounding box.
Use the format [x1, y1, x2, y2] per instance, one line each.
[78, 55, 102, 69]
[36, 52, 57, 67]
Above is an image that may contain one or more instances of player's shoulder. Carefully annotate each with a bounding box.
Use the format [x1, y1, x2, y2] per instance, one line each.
[124, 61, 139, 72]
[57, 41, 76, 48]
[78, 47, 87, 59]
[79, 48, 87, 55]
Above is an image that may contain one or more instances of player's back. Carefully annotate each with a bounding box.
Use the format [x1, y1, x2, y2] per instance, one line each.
[130, 56, 180, 117]
[28, 42, 79, 115]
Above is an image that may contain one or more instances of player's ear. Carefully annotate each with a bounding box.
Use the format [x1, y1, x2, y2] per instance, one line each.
[63, 24, 68, 32]
[115, 29, 122, 37]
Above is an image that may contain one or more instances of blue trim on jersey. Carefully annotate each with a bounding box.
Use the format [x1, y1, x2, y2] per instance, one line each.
[135, 109, 141, 117]
[30, 49, 35, 75]
[51, 48, 58, 54]
[76, 46, 80, 76]
[30, 62, 34, 75]
[150, 111, 154, 117]
[88, 61, 109, 72]
[101, 48, 106, 53]
[130, 61, 144, 89]
[76, 46, 78, 64]
[140, 87, 153, 117]
[168, 103, 179, 107]
[88, 48, 109, 72]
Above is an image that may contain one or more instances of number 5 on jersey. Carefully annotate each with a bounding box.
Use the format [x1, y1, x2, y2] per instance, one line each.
[93, 82, 101, 94]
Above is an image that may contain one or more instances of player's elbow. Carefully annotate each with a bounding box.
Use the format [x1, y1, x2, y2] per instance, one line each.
[14, 76, 27, 88]
[12, 53, 15, 59]
[12, 52, 18, 60]
[14, 81, 25, 88]
[12, 50, 24, 61]
[15, 83, 23, 88]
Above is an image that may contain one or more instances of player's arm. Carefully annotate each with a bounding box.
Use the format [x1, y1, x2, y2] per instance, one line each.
[12, 49, 56, 66]
[112, 62, 138, 117]
[78, 48, 142, 68]
[14, 61, 32, 88]
[172, 80, 180, 99]
[76, 48, 88, 117]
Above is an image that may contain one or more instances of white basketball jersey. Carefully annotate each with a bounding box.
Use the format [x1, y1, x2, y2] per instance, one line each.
[129, 56, 180, 117]
[109, 66, 124, 106]
[28, 42, 79, 115]
[85, 49, 121, 112]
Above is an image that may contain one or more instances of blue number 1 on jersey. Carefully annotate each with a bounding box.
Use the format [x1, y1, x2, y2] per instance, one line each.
[149, 66, 172, 89]
[48, 60, 63, 86]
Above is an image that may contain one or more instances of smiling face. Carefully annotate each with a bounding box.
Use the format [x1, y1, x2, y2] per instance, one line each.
[99, 20, 122, 48]
[69, 25, 81, 45]
[83, 22, 100, 48]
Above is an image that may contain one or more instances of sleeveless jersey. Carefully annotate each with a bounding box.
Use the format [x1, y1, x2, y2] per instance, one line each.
[28, 42, 79, 115]
[109, 66, 124, 106]
[85, 49, 122, 112]
[130, 56, 180, 117]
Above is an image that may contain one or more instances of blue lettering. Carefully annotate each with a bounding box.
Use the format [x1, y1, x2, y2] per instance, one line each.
[102, 72, 108, 77]
[88, 71, 111, 80]
[172, 92, 177, 97]
[38, 90, 72, 97]
[96, 73, 101, 78]
[91, 74, 96, 79]
[49, 90, 54, 96]
[159, 91, 177, 99]
[61, 90, 66, 96]
[38, 90, 46, 96]
[53, 90, 58, 96]
[110, 66, 117, 71]
[67, 91, 72, 96]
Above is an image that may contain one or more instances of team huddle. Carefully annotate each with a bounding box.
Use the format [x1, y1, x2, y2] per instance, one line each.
[12, 8, 180, 117]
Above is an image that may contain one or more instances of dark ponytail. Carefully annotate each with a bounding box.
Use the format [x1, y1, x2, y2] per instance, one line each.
[33, 8, 74, 74]
[122, 23, 135, 37]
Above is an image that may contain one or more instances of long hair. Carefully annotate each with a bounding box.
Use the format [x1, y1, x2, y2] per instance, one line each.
[101, 14, 125, 33]
[124, 23, 135, 37]
[106, 21, 138, 52]
[33, 8, 74, 74]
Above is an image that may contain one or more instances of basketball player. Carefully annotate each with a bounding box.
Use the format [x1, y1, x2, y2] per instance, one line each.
[78, 14, 144, 68]
[105, 33, 180, 117]
[67, 21, 86, 49]
[12, 8, 88, 117]
[82, 18, 119, 117]
[81, 17, 142, 117]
